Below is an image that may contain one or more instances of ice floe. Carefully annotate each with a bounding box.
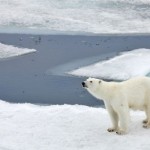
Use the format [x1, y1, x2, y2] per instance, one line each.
[69, 49, 150, 80]
[0, 43, 36, 60]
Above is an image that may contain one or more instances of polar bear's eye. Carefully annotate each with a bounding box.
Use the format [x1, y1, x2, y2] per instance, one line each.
[90, 81, 92, 83]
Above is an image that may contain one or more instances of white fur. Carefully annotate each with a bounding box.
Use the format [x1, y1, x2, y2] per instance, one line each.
[83, 76, 150, 135]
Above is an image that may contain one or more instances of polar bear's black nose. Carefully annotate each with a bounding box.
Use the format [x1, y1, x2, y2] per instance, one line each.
[82, 82, 85, 87]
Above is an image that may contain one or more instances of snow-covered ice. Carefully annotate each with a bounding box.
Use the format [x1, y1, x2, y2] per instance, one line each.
[69, 49, 150, 80]
[0, 0, 150, 34]
[0, 100, 149, 150]
[0, 43, 36, 60]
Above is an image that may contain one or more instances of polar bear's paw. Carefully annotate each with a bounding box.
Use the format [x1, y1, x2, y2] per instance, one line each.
[143, 123, 150, 128]
[107, 128, 116, 132]
[116, 130, 126, 135]
[142, 119, 148, 124]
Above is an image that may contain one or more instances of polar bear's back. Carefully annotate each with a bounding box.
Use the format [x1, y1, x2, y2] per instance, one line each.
[120, 76, 150, 109]
[121, 76, 150, 96]
[122, 76, 150, 89]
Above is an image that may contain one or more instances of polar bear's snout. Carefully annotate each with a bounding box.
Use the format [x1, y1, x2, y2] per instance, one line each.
[82, 82, 85, 87]
[82, 82, 86, 87]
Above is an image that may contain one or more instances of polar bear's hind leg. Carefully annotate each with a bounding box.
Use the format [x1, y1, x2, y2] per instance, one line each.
[143, 108, 148, 124]
[143, 101, 150, 128]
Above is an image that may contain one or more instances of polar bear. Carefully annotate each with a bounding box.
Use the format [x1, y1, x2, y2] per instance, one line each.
[82, 77, 150, 135]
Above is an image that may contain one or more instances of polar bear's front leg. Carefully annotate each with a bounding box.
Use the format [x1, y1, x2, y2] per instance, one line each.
[105, 103, 119, 132]
[116, 105, 129, 135]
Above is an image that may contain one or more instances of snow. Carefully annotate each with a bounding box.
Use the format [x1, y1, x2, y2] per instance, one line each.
[69, 49, 150, 80]
[0, 43, 36, 60]
[0, 100, 149, 150]
[0, 0, 150, 34]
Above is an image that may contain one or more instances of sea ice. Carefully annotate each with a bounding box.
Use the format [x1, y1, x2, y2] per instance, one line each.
[0, 100, 149, 150]
[69, 49, 150, 80]
[0, 43, 36, 60]
[0, 0, 150, 34]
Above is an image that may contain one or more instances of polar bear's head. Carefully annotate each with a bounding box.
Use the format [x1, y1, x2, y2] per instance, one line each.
[82, 77, 101, 92]
[82, 77, 103, 99]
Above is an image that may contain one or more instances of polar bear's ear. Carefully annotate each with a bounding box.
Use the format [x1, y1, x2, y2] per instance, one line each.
[99, 80, 101, 84]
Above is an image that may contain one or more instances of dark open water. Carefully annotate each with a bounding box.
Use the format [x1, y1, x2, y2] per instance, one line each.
[0, 34, 150, 106]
